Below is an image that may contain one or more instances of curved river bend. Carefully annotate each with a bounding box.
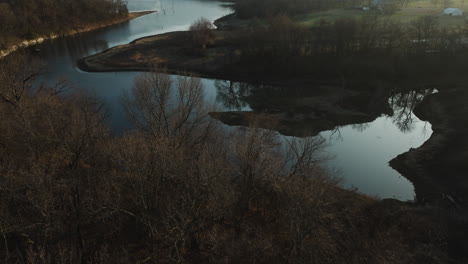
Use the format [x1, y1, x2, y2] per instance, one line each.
[33, 0, 431, 201]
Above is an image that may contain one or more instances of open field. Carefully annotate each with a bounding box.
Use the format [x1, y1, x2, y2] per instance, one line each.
[297, 0, 468, 28]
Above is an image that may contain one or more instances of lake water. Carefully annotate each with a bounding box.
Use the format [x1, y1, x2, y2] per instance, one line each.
[320, 99, 431, 200]
[33, 0, 431, 201]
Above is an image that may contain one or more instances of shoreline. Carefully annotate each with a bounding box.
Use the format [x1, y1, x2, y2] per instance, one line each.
[76, 16, 468, 90]
[388, 87, 468, 257]
[75, 30, 273, 85]
[390, 88, 468, 208]
[0, 11, 155, 59]
[77, 12, 468, 210]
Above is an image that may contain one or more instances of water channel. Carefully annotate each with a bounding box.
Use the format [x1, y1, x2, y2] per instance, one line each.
[32, 0, 432, 201]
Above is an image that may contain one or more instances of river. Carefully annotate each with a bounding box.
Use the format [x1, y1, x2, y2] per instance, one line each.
[32, 0, 431, 201]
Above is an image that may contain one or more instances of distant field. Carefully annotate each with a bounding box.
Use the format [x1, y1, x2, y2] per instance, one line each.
[297, 0, 468, 28]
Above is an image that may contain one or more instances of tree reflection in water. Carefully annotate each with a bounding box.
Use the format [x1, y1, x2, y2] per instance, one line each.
[214, 79, 434, 137]
[389, 89, 435, 133]
[350, 123, 371, 133]
[214, 80, 251, 111]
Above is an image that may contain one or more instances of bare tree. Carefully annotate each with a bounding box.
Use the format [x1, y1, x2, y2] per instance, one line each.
[189, 17, 216, 50]
[410, 15, 439, 51]
[123, 67, 217, 149]
[0, 52, 44, 107]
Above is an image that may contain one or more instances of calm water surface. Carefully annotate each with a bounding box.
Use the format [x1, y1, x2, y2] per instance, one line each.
[35, 0, 232, 131]
[34, 0, 431, 200]
[320, 105, 430, 200]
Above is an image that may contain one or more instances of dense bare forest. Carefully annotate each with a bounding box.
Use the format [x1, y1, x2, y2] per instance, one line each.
[232, 0, 351, 17]
[233, 0, 411, 17]
[0, 0, 128, 48]
[232, 14, 468, 81]
[0, 53, 455, 263]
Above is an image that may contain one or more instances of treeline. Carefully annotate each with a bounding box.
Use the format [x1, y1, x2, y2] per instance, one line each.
[233, 0, 379, 18]
[0, 0, 128, 48]
[0, 54, 454, 263]
[235, 15, 468, 80]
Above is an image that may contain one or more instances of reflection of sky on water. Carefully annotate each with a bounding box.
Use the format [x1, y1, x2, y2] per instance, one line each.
[320, 110, 431, 201]
[34, 0, 231, 132]
[212, 84, 432, 201]
[127, 0, 161, 12]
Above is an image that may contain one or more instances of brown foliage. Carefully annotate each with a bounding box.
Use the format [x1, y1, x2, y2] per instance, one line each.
[0, 56, 455, 263]
[0, 0, 128, 45]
